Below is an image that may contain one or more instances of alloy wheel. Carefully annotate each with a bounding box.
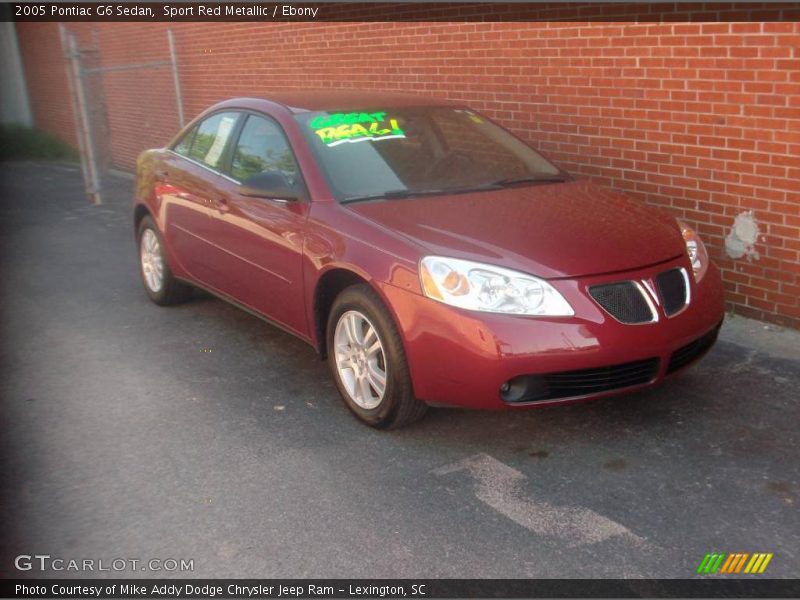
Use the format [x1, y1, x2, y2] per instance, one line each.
[333, 310, 388, 409]
[140, 228, 164, 293]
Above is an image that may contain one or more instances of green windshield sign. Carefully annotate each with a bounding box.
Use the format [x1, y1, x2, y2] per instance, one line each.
[310, 112, 405, 147]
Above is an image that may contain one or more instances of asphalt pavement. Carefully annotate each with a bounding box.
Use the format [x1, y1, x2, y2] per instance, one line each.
[1, 162, 798, 579]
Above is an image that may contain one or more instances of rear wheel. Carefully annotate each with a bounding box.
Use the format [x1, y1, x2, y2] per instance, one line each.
[137, 216, 191, 305]
[327, 284, 427, 428]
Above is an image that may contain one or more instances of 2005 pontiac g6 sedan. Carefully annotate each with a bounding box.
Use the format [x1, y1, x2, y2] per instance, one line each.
[134, 91, 725, 428]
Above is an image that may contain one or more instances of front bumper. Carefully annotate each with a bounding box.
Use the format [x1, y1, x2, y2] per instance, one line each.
[380, 256, 726, 409]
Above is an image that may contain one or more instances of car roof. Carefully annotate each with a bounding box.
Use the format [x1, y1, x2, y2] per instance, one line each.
[215, 91, 458, 114]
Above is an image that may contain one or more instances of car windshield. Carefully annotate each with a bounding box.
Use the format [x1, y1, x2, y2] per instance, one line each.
[294, 106, 563, 203]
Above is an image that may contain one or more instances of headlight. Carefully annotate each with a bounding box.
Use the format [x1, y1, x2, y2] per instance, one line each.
[678, 220, 709, 281]
[419, 256, 574, 316]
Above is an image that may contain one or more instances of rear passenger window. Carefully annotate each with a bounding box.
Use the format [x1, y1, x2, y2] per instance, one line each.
[188, 112, 240, 169]
[172, 125, 197, 156]
[231, 115, 299, 183]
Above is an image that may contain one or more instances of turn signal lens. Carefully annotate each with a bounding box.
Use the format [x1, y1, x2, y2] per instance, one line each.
[442, 270, 470, 296]
[419, 262, 443, 300]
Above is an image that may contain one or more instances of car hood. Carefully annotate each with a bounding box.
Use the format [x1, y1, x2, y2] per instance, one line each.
[347, 180, 686, 279]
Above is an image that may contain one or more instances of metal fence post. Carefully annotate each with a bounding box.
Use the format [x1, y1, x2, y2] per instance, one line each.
[167, 29, 185, 128]
[60, 25, 92, 203]
[60, 26, 102, 204]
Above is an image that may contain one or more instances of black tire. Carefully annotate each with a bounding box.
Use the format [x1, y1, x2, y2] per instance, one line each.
[326, 284, 427, 429]
[137, 216, 192, 306]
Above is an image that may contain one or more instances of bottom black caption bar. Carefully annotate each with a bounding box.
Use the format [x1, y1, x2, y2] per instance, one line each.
[4, 579, 800, 598]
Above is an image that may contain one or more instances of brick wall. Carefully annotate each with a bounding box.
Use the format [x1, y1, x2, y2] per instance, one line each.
[14, 11, 800, 328]
[16, 22, 76, 147]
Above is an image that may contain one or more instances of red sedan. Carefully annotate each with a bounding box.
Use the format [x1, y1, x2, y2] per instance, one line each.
[134, 92, 725, 428]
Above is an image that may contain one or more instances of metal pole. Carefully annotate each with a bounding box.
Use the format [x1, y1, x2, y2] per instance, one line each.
[63, 31, 102, 204]
[70, 33, 102, 204]
[85, 60, 173, 74]
[59, 25, 91, 202]
[167, 30, 185, 128]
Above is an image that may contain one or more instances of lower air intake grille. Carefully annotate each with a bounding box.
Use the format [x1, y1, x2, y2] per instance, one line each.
[504, 358, 660, 403]
[656, 268, 689, 316]
[589, 281, 653, 324]
[667, 323, 721, 374]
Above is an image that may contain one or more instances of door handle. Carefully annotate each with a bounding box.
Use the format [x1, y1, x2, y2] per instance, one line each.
[211, 196, 230, 213]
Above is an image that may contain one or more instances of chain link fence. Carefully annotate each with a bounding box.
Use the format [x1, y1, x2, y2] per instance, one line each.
[60, 26, 184, 204]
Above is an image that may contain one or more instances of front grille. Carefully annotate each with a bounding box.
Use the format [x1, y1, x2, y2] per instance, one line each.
[504, 358, 660, 403]
[656, 268, 689, 316]
[589, 281, 653, 324]
[667, 324, 721, 374]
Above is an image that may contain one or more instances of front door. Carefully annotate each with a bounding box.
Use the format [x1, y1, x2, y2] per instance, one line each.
[200, 113, 309, 337]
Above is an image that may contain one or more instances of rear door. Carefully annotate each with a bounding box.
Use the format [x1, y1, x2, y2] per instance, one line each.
[200, 112, 310, 337]
[158, 111, 242, 284]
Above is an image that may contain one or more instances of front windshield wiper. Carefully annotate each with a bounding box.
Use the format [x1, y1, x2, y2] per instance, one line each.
[492, 175, 566, 187]
[341, 189, 448, 204]
[341, 184, 502, 204]
[341, 178, 565, 204]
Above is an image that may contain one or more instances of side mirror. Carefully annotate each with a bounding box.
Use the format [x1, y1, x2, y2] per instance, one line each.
[239, 171, 301, 202]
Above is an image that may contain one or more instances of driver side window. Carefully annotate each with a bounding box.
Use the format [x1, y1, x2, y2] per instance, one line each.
[231, 115, 299, 184]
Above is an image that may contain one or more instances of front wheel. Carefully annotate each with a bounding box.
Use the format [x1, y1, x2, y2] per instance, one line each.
[327, 284, 427, 428]
[137, 216, 191, 305]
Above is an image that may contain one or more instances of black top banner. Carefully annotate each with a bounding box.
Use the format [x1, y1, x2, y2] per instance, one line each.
[6, 2, 800, 22]
[4, 579, 800, 599]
